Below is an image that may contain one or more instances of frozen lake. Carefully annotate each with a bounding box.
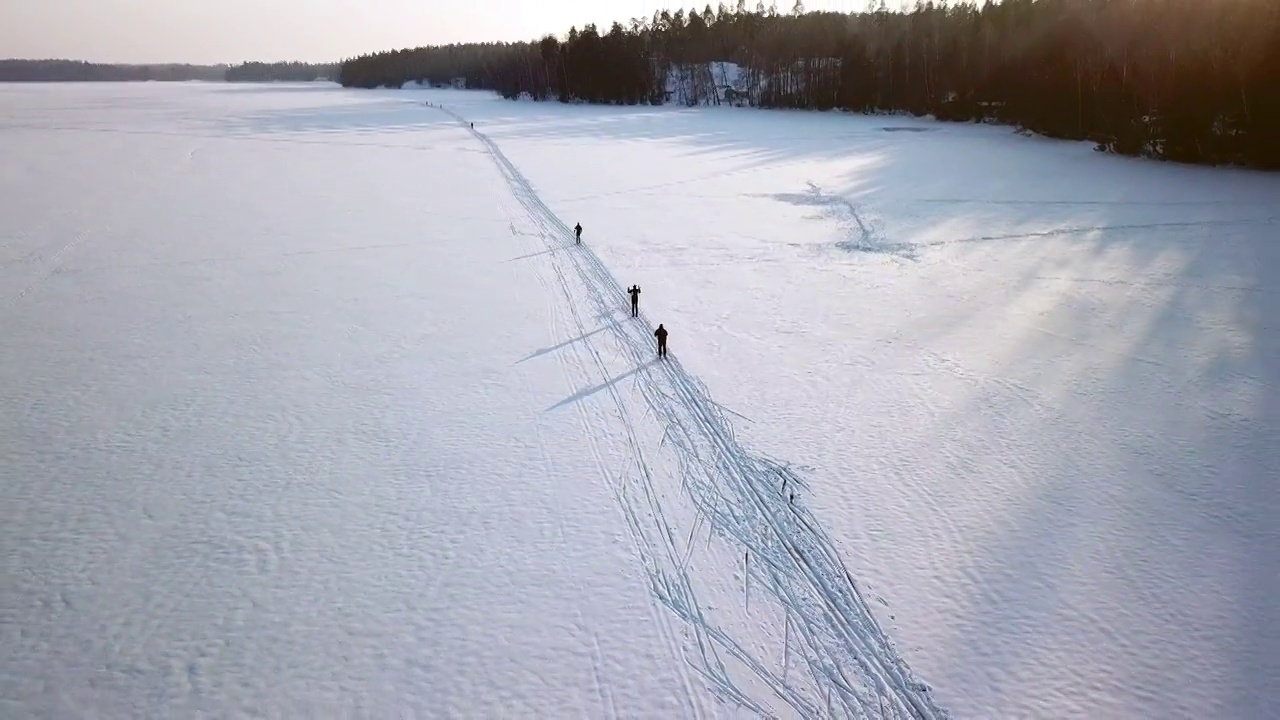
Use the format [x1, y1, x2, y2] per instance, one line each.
[3, 81, 1277, 718]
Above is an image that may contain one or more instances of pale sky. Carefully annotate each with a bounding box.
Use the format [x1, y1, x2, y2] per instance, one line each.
[1, 0, 868, 65]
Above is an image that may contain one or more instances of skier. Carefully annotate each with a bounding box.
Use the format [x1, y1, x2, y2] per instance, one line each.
[574, 222, 582, 244]
[654, 323, 668, 358]
[627, 285, 641, 317]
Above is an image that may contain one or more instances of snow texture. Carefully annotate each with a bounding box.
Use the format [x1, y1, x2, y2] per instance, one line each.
[3, 81, 1278, 719]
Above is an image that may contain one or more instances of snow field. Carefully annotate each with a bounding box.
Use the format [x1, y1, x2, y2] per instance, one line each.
[3, 81, 1278, 719]
[2, 83, 692, 718]
[422, 88, 1279, 719]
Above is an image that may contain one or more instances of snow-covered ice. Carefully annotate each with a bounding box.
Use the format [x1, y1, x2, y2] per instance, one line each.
[3, 82, 1278, 719]
[1, 84, 697, 718]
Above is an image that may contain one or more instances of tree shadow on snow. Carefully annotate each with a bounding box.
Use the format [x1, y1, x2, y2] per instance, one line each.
[864, 150, 1280, 718]
[232, 86, 954, 171]
[485, 103, 914, 171]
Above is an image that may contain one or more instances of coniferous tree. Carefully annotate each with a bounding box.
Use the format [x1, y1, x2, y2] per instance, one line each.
[337, 0, 1280, 168]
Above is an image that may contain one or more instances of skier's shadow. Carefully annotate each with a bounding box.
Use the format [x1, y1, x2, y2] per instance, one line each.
[516, 320, 616, 364]
[546, 359, 656, 412]
[504, 247, 555, 262]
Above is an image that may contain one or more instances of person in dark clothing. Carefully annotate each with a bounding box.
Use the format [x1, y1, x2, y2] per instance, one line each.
[574, 223, 582, 244]
[627, 285, 641, 317]
[654, 323, 668, 358]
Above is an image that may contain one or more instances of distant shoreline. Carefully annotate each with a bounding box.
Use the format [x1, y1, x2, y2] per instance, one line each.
[0, 59, 337, 83]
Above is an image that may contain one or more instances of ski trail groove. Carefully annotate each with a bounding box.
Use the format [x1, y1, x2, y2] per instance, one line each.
[442, 107, 948, 720]
[499, 190, 713, 719]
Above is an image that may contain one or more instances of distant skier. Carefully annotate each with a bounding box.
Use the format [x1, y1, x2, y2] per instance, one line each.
[654, 323, 668, 358]
[574, 223, 582, 244]
[627, 285, 641, 317]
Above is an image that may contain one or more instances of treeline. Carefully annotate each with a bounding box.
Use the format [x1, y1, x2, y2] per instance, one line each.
[224, 61, 338, 82]
[0, 59, 226, 82]
[0, 59, 340, 84]
[339, 0, 1280, 169]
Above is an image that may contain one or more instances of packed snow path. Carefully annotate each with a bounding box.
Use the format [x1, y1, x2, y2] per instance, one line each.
[434, 103, 947, 719]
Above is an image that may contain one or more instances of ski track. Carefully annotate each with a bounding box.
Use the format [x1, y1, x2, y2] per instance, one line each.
[766, 183, 916, 260]
[436, 106, 949, 720]
[497, 158, 717, 720]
